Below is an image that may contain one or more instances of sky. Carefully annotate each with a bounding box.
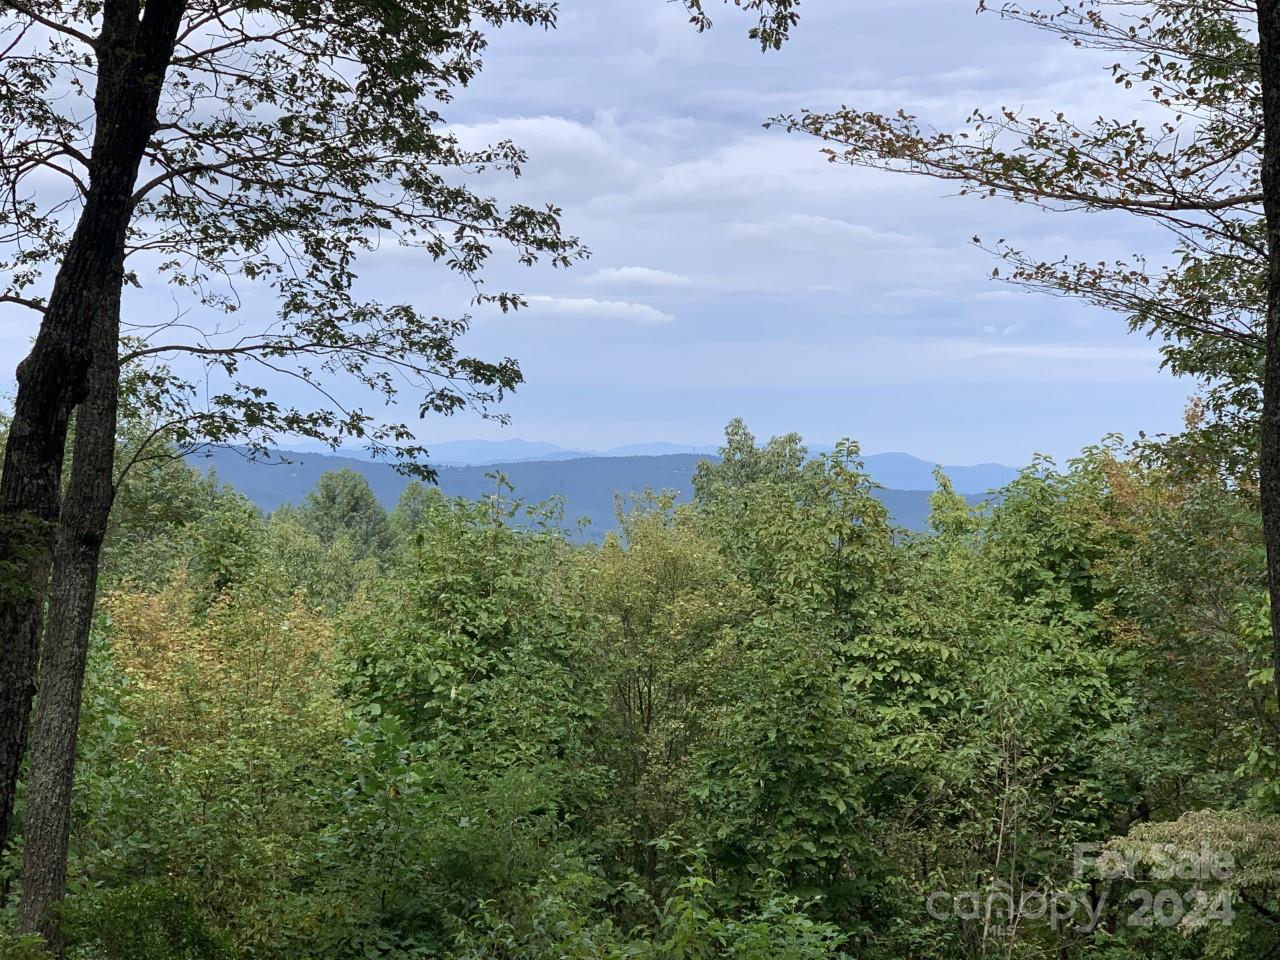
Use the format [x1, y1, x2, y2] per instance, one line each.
[0, 1, 1198, 468]
[403, 0, 1193, 466]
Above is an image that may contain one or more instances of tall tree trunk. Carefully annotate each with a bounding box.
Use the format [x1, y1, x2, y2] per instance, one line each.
[0, 0, 186, 852]
[1259, 0, 1280, 719]
[17, 293, 120, 952]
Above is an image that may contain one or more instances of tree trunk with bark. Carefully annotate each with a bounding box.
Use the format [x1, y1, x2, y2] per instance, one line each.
[1258, 0, 1280, 719]
[0, 0, 186, 852]
[17, 294, 120, 951]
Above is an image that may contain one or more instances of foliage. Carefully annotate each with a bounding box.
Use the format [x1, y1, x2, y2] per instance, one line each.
[58, 883, 230, 960]
[292, 469, 395, 561]
[1, 419, 1276, 958]
[0, 1, 592, 470]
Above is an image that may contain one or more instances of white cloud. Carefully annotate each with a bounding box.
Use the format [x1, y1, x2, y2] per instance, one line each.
[732, 213, 916, 248]
[446, 114, 643, 201]
[527, 295, 675, 325]
[582, 266, 692, 289]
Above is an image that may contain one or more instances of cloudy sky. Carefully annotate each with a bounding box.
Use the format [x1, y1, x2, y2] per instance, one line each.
[1, 1, 1196, 467]
[399, 0, 1194, 466]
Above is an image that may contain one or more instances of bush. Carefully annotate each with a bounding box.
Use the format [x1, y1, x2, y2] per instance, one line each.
[59, 883, 229, 960]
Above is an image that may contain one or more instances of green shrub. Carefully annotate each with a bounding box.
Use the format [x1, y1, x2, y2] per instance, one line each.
[59, 883, 229, 960]
[0, 932, 51, 960]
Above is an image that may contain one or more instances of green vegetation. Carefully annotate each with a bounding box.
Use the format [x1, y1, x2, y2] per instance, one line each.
[0, 418, 1274, 958]
[7, 2, 1280, 958]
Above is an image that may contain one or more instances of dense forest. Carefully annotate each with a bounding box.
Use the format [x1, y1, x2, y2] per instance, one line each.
[5, 0, 1280, 958]
[0, 414, 1271, 959]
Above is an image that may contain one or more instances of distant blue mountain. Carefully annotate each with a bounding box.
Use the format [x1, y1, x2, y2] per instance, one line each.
[275, 438, 592, 465]
[602, 442, 721, 458]
[189, 446, 1002, 540]
[858, 452, 1017, 495]
[394, 439, 593, 465]
[273, 440, 1016, 495]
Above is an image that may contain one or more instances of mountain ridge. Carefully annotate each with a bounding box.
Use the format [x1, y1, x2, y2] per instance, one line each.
[270, 441, 1018, 492]
[190, 446, 1008, 540]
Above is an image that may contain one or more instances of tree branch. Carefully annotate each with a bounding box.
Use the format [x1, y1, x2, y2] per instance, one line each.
[0, 1, 98, 49]
[0, 294, 46, 314]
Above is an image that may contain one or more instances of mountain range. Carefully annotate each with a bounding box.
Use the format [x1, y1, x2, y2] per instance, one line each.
[189, 443, 1018, 540]
[279, 438, 725, 465]
[279, 438, 1018, 491]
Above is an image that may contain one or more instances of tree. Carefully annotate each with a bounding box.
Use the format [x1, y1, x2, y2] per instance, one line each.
[689, 424, 895, 919]
[781, 2, 1260, 463]
[1258, 0, 1280, 737]
[775, 0, 1280, 714]
[0, 0, 185, 877]
[391, 480, 444, 543]
[581, 500, 752, 896]
[17, 292, 119, 944]
[87, 575, 345, 958]
[3, 0, 575, 937]
[683, 0, 800, 49]
[295, 469, 394, 561]
[0, 0, 577, 887]
[0, 0, 804, 939]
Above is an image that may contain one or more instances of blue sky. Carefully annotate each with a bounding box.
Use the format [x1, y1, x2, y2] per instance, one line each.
[0, 1, 1195, 468]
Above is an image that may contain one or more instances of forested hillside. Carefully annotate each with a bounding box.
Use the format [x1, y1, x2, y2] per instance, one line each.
[0, 419, 1267, 959]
